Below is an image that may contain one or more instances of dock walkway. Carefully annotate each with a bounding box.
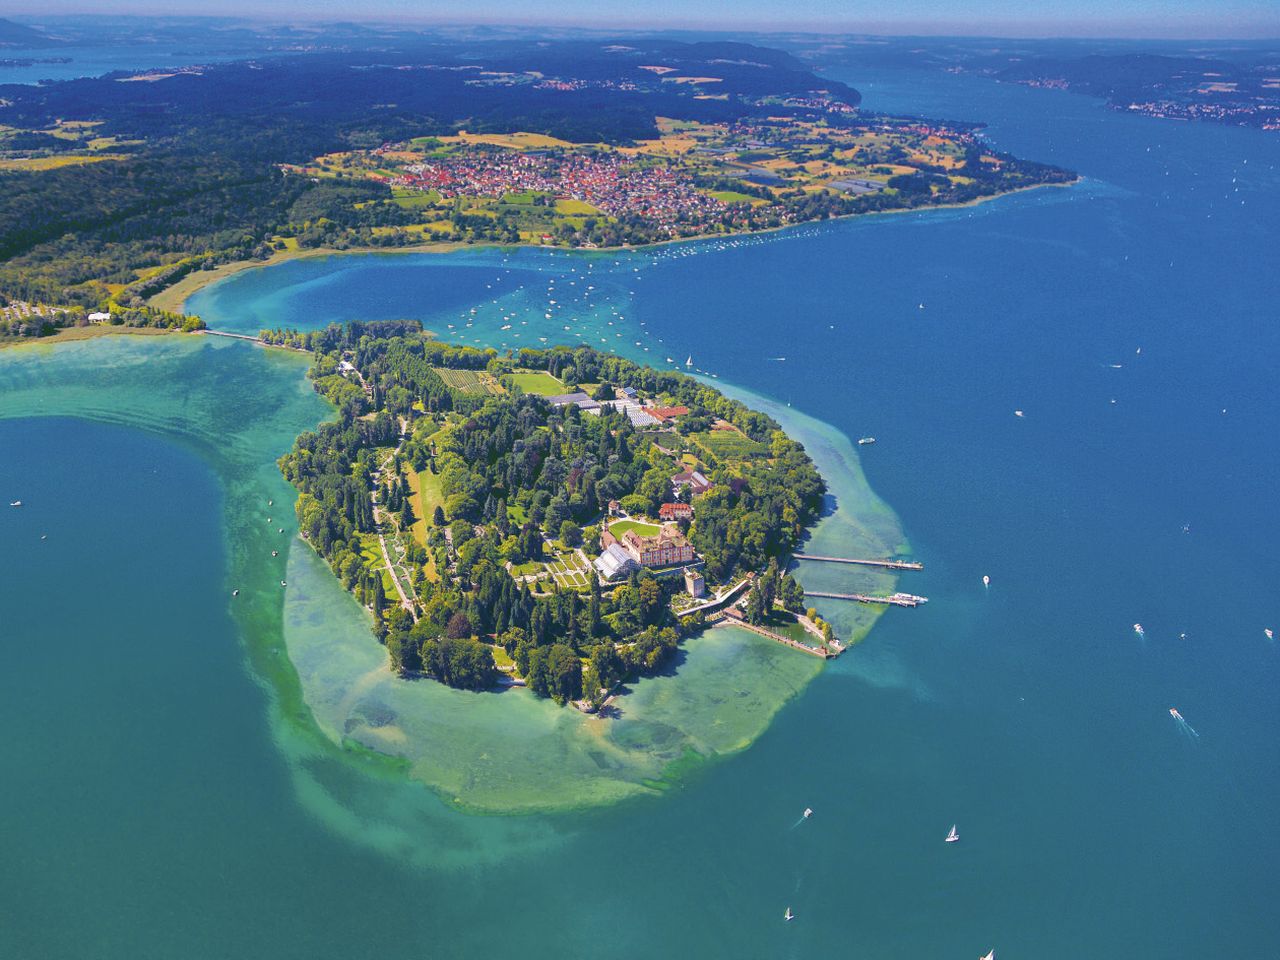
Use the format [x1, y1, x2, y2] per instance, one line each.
[792, 554, 923, 571]
[804, 591, 929, 607]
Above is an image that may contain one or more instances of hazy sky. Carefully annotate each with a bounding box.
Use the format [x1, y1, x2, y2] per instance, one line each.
[17, 0, 1280, 39]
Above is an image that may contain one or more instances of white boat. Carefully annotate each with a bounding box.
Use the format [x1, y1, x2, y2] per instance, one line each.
[784, 908, 795, 922]
[946, 824, 959, 843]
[9, 500, 20, 507]
[980, 952, 994, 960]
[1170, 707, 1183, 721]
[232, 589, 240, 597]
[982, 575, 990, 588]
[857, 437, 876, 445]
[1266, 628, 1274, 641]
[1014, 409, 1025, 418]
[1133, 623, 1145, 637]
[803, 807, 813, 819]
[685, 355, 692, 367]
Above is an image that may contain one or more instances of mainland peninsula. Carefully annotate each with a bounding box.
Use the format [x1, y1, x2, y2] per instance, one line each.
[276, 323, 832, 709]
[0, 36, 1074, 343]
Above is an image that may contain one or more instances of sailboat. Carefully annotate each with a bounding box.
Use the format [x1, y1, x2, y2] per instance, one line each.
[945, 824, 959, 843]
[784, 908, 795, 922]
[685, 355, 692, 368]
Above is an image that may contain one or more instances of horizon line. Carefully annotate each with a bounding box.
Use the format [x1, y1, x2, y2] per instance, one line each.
[9, 11, 1280, 43]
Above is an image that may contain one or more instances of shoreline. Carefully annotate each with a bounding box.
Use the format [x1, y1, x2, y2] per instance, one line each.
[153, 177, 1080, 314]
[0, 324, 182, 352]
[0, 308, 908, 818]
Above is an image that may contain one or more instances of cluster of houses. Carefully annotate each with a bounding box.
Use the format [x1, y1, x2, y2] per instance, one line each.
[392, 148, 728, 234]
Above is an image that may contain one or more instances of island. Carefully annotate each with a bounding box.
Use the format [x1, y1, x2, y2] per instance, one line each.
[275, 321, 834, 709]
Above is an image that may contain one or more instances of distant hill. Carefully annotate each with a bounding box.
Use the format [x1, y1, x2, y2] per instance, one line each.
[0, 18, 61, 48]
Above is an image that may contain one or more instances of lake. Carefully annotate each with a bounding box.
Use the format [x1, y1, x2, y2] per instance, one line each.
[4, 63, 1279, 958]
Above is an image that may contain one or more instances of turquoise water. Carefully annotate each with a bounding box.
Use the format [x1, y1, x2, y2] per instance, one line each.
[6, 64, 1280, 957]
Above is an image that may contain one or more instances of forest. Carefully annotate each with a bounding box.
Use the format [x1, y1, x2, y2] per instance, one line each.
[277, 326, 823, 706]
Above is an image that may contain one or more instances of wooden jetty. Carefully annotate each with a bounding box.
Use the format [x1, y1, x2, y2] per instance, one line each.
[804, 591, 929, 607]
[792, 554, 923, 571]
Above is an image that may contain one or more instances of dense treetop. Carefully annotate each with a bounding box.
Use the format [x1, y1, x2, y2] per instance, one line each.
[278, 324, 822, 705]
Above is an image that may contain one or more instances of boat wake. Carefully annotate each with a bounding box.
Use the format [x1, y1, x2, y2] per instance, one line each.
[789, 807, 814, 830]
[1170, 707, 1200, 740]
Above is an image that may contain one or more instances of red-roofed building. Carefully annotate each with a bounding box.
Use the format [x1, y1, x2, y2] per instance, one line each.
[659, 502, 693, 521]
[648, 405, 690, 421]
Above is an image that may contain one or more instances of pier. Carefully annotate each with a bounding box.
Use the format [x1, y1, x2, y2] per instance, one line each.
[201, 330, 310, 353]
[791, 554, 923, 571]
[203, 330, 262, 343]
[804, 591, 929, 607]
[717, 612, 832, 658]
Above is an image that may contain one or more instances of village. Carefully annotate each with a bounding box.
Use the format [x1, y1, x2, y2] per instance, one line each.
[390, 149, 727, 233]
[273, 107, 1066, 250]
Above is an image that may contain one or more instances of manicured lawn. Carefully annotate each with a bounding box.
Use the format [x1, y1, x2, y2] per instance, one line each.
[357, 533, 399, 596]
[545, 550, 593, 590]
[419, 468, 445, 527]
[606, 519, 660, 539]
[509, 371, 565, 396]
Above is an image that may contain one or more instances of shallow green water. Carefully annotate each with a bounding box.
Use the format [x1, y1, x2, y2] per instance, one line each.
[0, 333, 888, 819]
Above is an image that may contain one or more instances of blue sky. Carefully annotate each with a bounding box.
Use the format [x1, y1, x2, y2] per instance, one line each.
[20, 0, 1280, 38]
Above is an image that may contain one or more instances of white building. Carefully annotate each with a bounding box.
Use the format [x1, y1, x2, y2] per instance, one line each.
[593, 543, 639, 582]
[87, 312, 111, 324]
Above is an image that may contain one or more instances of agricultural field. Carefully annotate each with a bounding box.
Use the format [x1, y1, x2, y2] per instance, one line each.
[0, 153, 126, 171]
[691, 429, 769, 460]
[431, 366, 504, 395]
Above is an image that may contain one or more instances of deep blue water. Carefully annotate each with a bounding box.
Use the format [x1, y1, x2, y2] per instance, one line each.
[9, 64, 1280, 957]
